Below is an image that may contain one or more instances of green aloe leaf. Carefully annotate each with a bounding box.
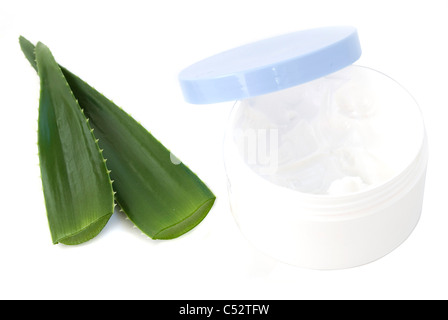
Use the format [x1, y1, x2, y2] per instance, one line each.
[33, 41, 115, 245]
[21, 37, 215, 240]
[64, 70, 216, 239]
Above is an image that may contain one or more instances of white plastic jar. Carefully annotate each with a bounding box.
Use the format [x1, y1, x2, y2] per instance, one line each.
[179, 27, 428, 270]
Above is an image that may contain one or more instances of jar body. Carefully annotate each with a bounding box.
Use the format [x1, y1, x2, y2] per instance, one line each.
[224, 65, 428, 269]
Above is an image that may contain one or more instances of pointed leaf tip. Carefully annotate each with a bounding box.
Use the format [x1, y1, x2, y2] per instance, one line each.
[19, 36, 38, 72]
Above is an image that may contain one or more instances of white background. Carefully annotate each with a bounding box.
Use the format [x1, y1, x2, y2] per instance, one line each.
[1, 0, 447, 300]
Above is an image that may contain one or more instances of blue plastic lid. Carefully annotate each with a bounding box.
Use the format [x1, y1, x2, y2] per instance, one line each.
[178, 26, 361, 104]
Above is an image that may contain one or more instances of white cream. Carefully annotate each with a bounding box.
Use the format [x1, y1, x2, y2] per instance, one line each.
[230, 65, 424, 195]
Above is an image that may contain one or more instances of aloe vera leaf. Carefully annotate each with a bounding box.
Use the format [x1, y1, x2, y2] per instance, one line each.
[62, 69, 216, 240]
[34, 42, 115, 245]
[20, 37, 215, 240]
[19, 36, 37, 72]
